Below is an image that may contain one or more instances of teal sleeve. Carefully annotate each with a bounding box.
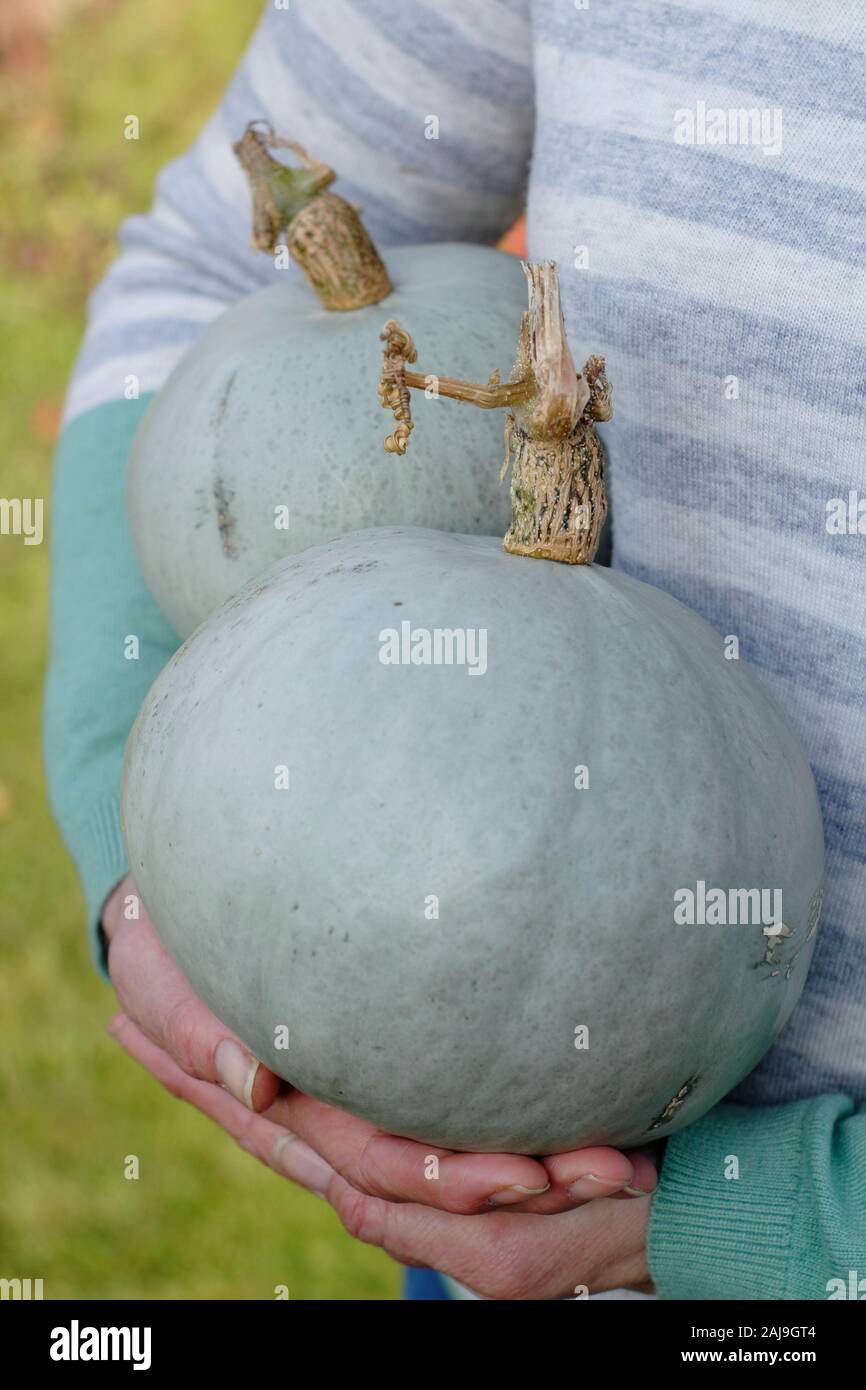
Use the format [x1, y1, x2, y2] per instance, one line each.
[43, 396, 179, 975]
[647, 1093, 866, 1300]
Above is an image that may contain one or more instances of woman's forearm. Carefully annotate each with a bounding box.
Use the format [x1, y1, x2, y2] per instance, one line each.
[43, 397, 178, 970]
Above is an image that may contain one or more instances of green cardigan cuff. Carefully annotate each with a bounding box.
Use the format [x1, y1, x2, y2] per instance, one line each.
[648, 1099, 806, 1300]
[59, 798, 128, 978]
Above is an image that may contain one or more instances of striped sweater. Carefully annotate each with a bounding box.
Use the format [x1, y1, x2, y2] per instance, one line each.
[45, 0, 866, 1299]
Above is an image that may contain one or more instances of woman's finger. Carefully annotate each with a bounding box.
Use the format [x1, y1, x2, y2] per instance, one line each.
[107, 1012, 335, 1195]
[493, 1145, 635, 1214]
[452, 1144, 659, 1216]
[326, 1173, 653, 1300]
[264, 1090, 552, 1215]
[107, 917, 280, 1111]
[609, 1149, 658, 1199]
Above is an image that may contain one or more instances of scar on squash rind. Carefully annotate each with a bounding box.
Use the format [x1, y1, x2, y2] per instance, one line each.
[213, 477, 238, 559]
[648, 1074, 699, 1131]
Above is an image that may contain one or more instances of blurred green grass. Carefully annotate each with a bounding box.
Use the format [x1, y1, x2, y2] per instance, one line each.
[0, 0, 398, 1300]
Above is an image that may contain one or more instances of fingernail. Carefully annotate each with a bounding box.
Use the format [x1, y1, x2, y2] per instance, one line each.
[624, 1184, 652, 1197]
[567, 1174, 623, 1201]
[215, 1039, 259, 1109]
[272, 1133, 334, 1196]
[488, 1183, 550, 1206]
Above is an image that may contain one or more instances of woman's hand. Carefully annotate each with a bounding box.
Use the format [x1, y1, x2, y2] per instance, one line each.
[328, 1174, 653, 1298]
[102, 874, 283, 1111]
[104, 875, 657, 1223]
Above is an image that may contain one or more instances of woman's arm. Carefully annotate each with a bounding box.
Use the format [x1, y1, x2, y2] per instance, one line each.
[648, 1094, 866, 1299]
[44, 0, 535, 968]
[44, 399, 177, 969]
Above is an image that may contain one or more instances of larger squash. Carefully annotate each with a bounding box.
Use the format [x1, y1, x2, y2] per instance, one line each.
[121, 265, 823, 1153]
[128, 125, 527, 637]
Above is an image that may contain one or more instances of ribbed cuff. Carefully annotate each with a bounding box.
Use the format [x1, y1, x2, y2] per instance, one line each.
[62, 798, 128, 979]
[647, 1100, 806, 1300]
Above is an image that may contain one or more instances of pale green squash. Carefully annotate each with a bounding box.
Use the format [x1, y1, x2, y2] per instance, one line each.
[121, 525, 823, 1153]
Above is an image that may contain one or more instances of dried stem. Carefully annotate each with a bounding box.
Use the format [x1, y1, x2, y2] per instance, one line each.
[234, 122, 392, 311]
[378, 262, 611, 564]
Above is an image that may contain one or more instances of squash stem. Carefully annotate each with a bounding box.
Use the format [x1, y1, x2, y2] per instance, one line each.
[378, 262, 612, 564]
[234, 122, 392, 311]
[402, 370, 536, 410]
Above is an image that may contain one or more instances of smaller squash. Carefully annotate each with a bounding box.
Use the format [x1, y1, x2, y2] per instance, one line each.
[128, 124, 528, 637]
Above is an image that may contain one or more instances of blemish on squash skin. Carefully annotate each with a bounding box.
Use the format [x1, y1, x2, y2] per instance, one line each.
[213, 476, 238, 558]
[217, 370, 237, 421]
[758, 913, 814, 980]
[648, 1074, 699, 1131]
[760, 921, 793, 972]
